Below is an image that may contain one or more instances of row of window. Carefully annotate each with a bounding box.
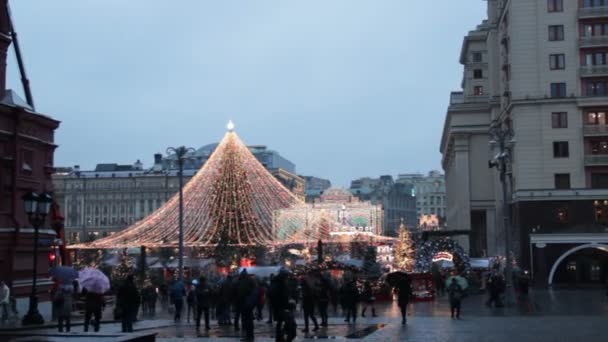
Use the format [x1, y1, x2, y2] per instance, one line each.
[554, 173, 608, 190]
[548, 111, 608, 127]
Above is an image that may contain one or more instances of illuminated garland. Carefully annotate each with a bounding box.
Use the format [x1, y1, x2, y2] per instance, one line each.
[70, 128, 302, 249]
[393, 223, 415, 272]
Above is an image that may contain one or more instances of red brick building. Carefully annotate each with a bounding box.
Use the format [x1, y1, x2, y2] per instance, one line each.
[0, 0, 60, 312]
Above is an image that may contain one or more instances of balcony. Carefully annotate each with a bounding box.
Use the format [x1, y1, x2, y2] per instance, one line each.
[585, 154, 608, 166]
[579, 6, 608, 19]
[581, 65, 608, 77]
[579, 35, 608, 48]
[584, 125, 608, 136]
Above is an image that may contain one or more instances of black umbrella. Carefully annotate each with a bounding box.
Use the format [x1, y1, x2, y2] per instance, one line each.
[385, 271, 409, 287]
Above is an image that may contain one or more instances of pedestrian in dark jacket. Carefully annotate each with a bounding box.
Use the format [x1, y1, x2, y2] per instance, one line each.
[186, 286, 196, 323]
[447, 278, 464, 319]
[236, 270, 256, 342]
[170, 280, 186, 322]
[360, 281, 377, 317]
[317, 275, 331, 327]
[83, 288, 104, 332]
[117, 275, 140, 333]
[56, 283, 74, 333]
[195, 277, 212, 331]
[300, 276, 319, 333]
[218, 276, 233, 325]
[342, 279, 359, 324]
[486, 273, 504, 308]
[395, 277, 412, 325]
[270, 269, 293, 342]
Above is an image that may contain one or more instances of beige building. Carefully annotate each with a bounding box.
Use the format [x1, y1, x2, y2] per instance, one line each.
[441, 0, 608, 285]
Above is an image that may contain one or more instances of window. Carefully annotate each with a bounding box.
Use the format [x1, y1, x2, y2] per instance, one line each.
[472, 52, 483, 63]
[548, 0, 563, 12]
[555, 174, 571, 189]
[553, 141, 569, 157]
[590, 140, 608, 154]
[473, 69, 483, 79]
[587, 111, 606, 125]
[20, 149, 33, 174]
[549, 25, 564, 41]
[473, 86, 484, 95]
[550, 82, 567, 98]
[549, 54, 565, 70]
[552, 112, 568, 128]
[585, 80, 608, 96]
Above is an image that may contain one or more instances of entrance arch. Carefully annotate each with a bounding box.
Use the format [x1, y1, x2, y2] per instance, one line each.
[547, 243, 608, 286]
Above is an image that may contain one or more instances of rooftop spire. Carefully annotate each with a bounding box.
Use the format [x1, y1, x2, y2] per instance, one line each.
[227, 120, 235, 132]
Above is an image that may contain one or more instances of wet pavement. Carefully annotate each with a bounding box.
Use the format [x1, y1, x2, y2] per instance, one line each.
[2, 289, 607, 341]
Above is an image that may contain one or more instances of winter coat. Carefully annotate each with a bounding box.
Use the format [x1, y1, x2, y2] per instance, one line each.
[117, 281, 140, 314]
[396, 279, 412, 307]
[195, 282, 212, 308]
[447, 283, 464, 304]
[56, 285, 74, 317]
[269, 275, 290, 318]
[83, 289, 104, 312]
[341, 281, 359, 306]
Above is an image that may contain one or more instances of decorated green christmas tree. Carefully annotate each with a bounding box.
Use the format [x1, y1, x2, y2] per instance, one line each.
[111, 249, 135, 285]
[394, 219, 415, 272]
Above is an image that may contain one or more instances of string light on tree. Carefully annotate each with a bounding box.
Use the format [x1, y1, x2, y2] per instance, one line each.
[70, 121, 301, 250]
[394, 219, 415, 272]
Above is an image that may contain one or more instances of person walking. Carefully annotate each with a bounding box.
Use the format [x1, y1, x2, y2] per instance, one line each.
[317, 275, 330, 327]
[117, 275, 140, 333]
[447, 278, 464, 319]
[0, 281, 9, 323]
[56, 283, 74, 333]
[83, 287, 104, 332]
[395, 276, 412, 325]
[186, 285, 196, 323]
[342, 279, 359, 324]
[300, 276, 319, 333]
[265, 275, 274, 324]
[256, 280, 267, 322]
[236, 270, 256, 342]
[218, 276, 233, 326]
[486, 273, 504, 308]
[170, 279, 186, 323]
[195, 277, 212, 331]
[270, 269, 292, 342]
[360, 281, 377, 318]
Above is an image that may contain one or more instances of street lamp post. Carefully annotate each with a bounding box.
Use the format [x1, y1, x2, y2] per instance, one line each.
[489, 125, 515, 306]
[22, 191, 53, 325]
[166, 146, 194, 282]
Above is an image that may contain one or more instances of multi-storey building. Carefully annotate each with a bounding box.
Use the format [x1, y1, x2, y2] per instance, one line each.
[441, 0, 608, 285]
[54, 146, 303, 243]
[349, 175, 417, 235]
[301, 176, 332, 202]
[0, 0, 61, 313]
[397, 171, 447, 223]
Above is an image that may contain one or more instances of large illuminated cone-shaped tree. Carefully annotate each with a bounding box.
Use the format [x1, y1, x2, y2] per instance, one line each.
[71, 122, 302, 249]
[394, 220, 415, 271]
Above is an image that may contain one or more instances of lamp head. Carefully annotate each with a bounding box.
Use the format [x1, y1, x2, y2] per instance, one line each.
[37, 192, 53, 216]
[22, 191, 38, 216]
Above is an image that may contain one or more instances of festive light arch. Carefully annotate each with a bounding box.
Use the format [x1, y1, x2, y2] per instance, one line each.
[70, 124, 303, 249]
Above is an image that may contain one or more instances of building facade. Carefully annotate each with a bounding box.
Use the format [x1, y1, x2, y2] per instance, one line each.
[302, 176, 332, 202]
[0, 0, 61, 311]
[441, 0, 608, 284]
[54, 147, 303, 243]
[349, 175, 417, 235]
[397, 171, 447, 224]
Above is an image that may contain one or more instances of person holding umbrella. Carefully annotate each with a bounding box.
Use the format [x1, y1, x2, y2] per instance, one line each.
[395, 275, 412, 325]
[82, 287, 104, 332]
[55, 282, 74, 333]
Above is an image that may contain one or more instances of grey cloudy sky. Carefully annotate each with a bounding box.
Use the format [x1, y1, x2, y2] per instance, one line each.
[7, 1, 485, 186]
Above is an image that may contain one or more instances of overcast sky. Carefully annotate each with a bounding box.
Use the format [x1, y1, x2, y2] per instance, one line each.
[7, 1, 485, 186]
